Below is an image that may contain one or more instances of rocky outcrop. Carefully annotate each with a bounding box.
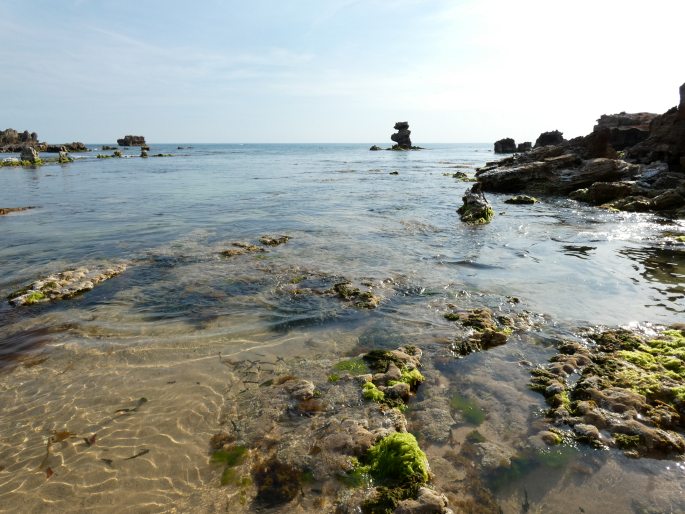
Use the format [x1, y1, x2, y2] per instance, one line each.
[0, 206, 35, 216]
[20, 147, 41, 164]
[457, 183, 494, 224]
[117, 135, 146, 146]
[493, 138, 516, 154]
[391, 122, 412, 149]
[517, 141, 532, 152]
[0, 128, 38, 146]
[594, 112, 656, 150]
[46, 142, 87, 153]
[628, 82, 685, 170]
[534, 130, 565, 148]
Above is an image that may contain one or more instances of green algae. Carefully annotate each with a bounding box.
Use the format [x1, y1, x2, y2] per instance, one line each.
[397, 369, 425, 389]
[211, 445, 247, 467]
[450, 394, 486, 425]
[458, 205, 494, 225]
[614, 433, 641, 450]
[362, 350, 407, 373]
[332, 357, 369, 375]
[362, 381, 385, 402]
[23, 291, 46, 305]
[363, 432, 429, 486]
[327, 373, 341, 383]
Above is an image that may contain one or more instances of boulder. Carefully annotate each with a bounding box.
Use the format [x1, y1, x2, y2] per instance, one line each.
[369, 145, 382, 151]
[517, 141, 532, 152]
[117, 135, 146, 146]
[494, 138, 516, 154]
[457, 183, 494, 224]
[569, 181, 636, 205]
[58, 150, 72, 163]
[391, 121, 412, 148]
[534, 130, 565, 148]
[20, 146, 40, 164]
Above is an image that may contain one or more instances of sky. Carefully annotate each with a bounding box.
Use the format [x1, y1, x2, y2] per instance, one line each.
[0, 0, 683, 143]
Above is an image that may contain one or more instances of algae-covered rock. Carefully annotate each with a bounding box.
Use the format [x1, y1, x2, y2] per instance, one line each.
[530, 327, 685, 457]
[8, 263, 127, 306]
[259, 234, 290, 246]
[457, 183, 494, 224]
[504, 195, 538, 205]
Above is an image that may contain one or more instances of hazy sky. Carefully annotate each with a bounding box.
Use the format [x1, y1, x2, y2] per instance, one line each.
[1, 0, 682, 143]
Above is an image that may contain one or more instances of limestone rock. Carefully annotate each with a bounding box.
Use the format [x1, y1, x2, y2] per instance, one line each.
[20, 146, 40, 163]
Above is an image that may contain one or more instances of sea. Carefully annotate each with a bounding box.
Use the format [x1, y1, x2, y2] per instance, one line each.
[0, 143, 683, 513]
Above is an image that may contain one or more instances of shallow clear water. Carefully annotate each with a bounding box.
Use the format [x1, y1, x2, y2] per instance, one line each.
[0, 144, 684, 513]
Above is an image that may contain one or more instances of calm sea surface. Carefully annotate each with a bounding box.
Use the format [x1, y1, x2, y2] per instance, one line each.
[0, 143, 683, 512]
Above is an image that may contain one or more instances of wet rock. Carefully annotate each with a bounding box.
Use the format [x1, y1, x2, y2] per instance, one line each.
[457, 183, 494, 224]
[651, 190, 685, 210]
[534, 130, 565, 148]
[7, 263, 128, 306]
[332, 281, 381, 309]
[252, 457, 302, 508]
[57, 150, 72, 163]
[117, 135, 146, 146]
[493, 138, 516, 154]
[221, 241, 266, 257]
[113, 150, 123, 158]
[140, 149, 148, 158]
[474, 441, 516, 471]
[409, 406, 454, 443]
[369, 145, 382, 151]
[391, 121, 412, 149]
[504, 195, 537, 205]
[0, 206, 35, 216]
[282, 378, 316, 400]
[259, 234, 290, 246]
[569, 181, 637, 205]
[20, 146, 40, 164]
[394, 487, 452, 514]
[209, 432, 236, 450]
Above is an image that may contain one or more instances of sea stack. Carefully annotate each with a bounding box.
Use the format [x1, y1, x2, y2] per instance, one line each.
[117, 135, 146, 147]
[391, 121, 412, 149]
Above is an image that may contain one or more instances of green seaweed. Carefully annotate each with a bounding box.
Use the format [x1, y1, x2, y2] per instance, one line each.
[327, 373, 341, 383]
[614, 433, 642, 450]
[450, 394, 486, 425]
[398, 369, 425, 389]
[23, 291, 46, 305]
[211, 445, 247, 466]
[332, 357, 369, 375]
[362, 381, 385, 402]
[362, 432, 429, 486]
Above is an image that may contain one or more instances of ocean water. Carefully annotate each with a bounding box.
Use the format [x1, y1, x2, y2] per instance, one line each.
[0, 143, 684, 513]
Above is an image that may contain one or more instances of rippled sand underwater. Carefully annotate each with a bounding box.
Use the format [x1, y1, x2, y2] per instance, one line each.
[0, 144, 684, 513]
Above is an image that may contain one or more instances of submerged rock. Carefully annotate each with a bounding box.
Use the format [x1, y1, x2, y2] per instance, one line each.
[221, 241, 266, 257]
[7, 263, 127, 306]
[259, 234, 290, 246]
[0, 206, 35, 216]
[457, 183, 494, 224]
[530, 326, 685, 457]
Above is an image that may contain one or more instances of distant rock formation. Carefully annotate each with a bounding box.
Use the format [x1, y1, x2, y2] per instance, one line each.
[46, 142, 87, 153]
[517, 142, 532, 152]
[494, 138, 516, 154]
[593, 112, 656, 150]
[117, 135, 146, 146]
[534, 130, 565, 148]
[369, 145, 382, 151]
[391, 122, 412, 149]
[0, 128, 38, 146]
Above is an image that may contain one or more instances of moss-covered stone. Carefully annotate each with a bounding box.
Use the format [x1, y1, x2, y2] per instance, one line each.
[363, 432, 429, 486]
[362, 381, 386, 402]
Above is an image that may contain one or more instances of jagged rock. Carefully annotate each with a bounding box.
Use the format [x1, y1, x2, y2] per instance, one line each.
[494, 138, 516, 154]
[1, 128, 38, 145]
[594, 112, 656, 150]
[391, 121, 412, 148]
[457, 183, 494, 224]
[20, 147, 40, 164]
[140, 149, 148, 158]
[369, 145, 382, 151]
[58, 150, 72, 163]
[534, 130, 565, 148]
[117, 135, 146, 146]
[517, 142, 532, 152]
[628, 82, 685, 170]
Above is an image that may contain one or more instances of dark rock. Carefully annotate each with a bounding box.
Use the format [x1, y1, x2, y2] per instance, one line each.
[628, 83, 685, 170]
[569, 181, 637, 205]
[140, 149, 148, 158]
[494, 138, 516, 154]
[46, 142, 87, 153]
[117, 135, 146, 146]
[517, 142, 532, 152]
[369, 145, 382, 151]
[0, 206, 35, 216]
[594, 112, 656, 150]
[534, 130, 565, 148]
[504, 195, 537, 204]
[58, 151, 72, 164]
[457, 183, 494, 224]
[391, 121, 412, 148]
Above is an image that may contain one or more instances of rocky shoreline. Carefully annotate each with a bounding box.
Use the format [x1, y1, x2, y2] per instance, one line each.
[481, 82, 685, 218]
